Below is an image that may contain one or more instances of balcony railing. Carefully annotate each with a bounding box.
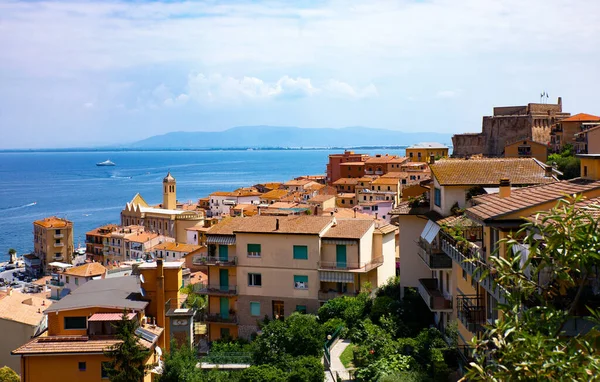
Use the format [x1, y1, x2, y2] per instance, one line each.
[53, 256, 64, 261]
[193, 283, 238, 296]
[204, 313, 238, 324]
[47, 279, 65, 287]
[193, 256, 237, 267]
[54, 233, 64, 239]
[53, 242, 64, 248]
[417, 239, 452, 270]
[457, 294, 485, 334]
[417, 278, 453, 312]
[318, 256, 383, 273]
[318, 290, 358, 301]
[440, 231, 506, 303]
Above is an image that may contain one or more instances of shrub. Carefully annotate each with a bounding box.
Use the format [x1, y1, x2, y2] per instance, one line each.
[240, 365, 286, 382]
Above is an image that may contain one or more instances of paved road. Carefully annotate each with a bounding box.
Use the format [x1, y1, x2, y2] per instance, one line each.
[326, 339, 353, 382]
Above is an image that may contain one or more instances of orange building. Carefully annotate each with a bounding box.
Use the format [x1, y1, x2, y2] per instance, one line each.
[85, 224, 119, 263]
[326, 151, 369, 184]
[13, 260, 190, 382]
[504, 139, 549, 162]
[551, 113, 600, 153]
[33, 217, 74, 275]
[364, 154, 407, 176]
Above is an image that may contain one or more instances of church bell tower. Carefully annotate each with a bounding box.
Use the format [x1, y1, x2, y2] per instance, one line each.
[163, 172, 176, 210]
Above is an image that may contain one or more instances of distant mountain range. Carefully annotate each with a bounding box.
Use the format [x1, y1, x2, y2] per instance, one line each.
[129, 126, 452, 149]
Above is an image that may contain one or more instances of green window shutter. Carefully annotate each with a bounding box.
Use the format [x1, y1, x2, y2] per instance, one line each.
[247, 244, 261, 256]
[296, 305, 307, 313]
[250, 302, 260, 316]
[294, 275, 308, 289]
[293, 245, 308, 260]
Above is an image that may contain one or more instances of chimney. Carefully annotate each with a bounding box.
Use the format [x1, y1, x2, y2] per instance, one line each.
[545, 165, 553, 178]
[499, 178, 511, 198]
[257, 206, 261, 216]
[429, 154, 435, 165]
[156, 259, 166, 348]
[275, 218, 280, 231]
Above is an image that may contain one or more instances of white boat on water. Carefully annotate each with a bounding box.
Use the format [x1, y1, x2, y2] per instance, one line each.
[96, 159, 116, 167]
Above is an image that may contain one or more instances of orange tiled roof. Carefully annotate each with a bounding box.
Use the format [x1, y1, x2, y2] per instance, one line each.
[210, 190, 262, 197]
[333, 178, 359, 185]
[372, 177, 400, 185]
[34, 216, 72, 229]
[260, 189, 289, 200]
[152, 242, 201, 253]
[322, 219, 374, 239]
[63, 262, 107, 277]
[343, 161, 366, 166]
[86, 224, 119, 237]
[430, 158, 556, 186]
[466, 178, 600, 222]
[308, 195, 335, 203]
[560, 113, 600, 122]
[13, 337, 121, 355]
[233, 215, 333, 235]
[365, 155, 404, 164]
[126, 232, 160, 243]
[0, 292, 52, 326]
[337, 193, 356, 199]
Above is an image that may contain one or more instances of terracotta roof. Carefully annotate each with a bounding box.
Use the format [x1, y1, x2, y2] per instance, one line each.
[86, 224, 119, 237]
[560, 113, 600, 122]
[63, 262, 107, 277]
[308, 195, 335, 203]
[284, 179, 314, 186]
[390, 201, 430, 215]
[528, 196, 600, 224]
[407, 142, 448, 149]
[343, 162, 365, 166]
[126, 232, 160, 243]
[366, 155, 403, 164]
[207, 218, 250, 236]
[269, 202, 301, 209]
[333, 178, 359, 185]
[437, 214, 481, 228]
[210, 190, 262, 197]
[306, 183, 326, 191]
[337, 193, 356, 198]
[466, 178, 600, 222]
[260, 189, 289, 200]
[356, 177, 376, 182]
[372, 177, 400, 185]
[13, 337, 122, 355]
[185, 226, 210, 232]
[381, 172, 410, 179]
[152, 242, 201, 253]
[0, 292, 53, 326]
[505, 139, 549, 148]
[233, 215, 333, 235]
[376, 224, 398, 235]
[34, 216, 72, 229]
[88, 312, 136, 322]
[321, 208, 373, 220]
[322, 219, 374, 239]
[430, 158, 556, 186]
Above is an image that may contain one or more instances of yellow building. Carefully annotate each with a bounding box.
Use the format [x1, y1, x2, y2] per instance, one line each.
[201, 215, 397, 340]
[504, 139, 548, 162]
[371, 177, 401, 205]
[13, 260, 187, 382]
[33, 217, 74, 275]
[406, 142, 449, 162]
[121, 173, 205, 243]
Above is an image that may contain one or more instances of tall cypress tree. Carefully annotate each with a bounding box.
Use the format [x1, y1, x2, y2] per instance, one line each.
[104, 311, 152, 382]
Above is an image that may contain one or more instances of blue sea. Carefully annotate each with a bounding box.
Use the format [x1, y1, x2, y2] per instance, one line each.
[0, 149, 406, 262]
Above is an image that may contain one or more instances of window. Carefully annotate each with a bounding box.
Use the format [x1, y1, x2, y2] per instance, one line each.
[248, 273, 262, 287]
[409, 152, 413, 158]
[434, 188, 441, 207]
[387, 186, 391, 191]
[293, 245, 308, 260]
[66, 276, 70, 283]
[79, 362, 86, 371]
[55, 229, 60, 235]
[75, 278, 79, 286]
[247, 244, 261, 257]
[584, 166, 588, 177]
[462, 268, 467, 280]
[250, 302, 260, 316]
[296, 305, 307, 314]
[294, 275, 308, 289]
[101, 362, 109, 379]
[342, 199, 345, 204]
[65, 316, 87, 330]
[350, 200, 354, 205]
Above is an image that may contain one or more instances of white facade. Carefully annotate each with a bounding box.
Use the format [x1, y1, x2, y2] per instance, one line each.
[209, 195, 261, 216]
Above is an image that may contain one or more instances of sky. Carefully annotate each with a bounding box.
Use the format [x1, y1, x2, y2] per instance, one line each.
[1, 0, 600, 149]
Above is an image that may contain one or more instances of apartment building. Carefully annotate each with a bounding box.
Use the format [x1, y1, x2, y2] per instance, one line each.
[209, 190, 262, 217]
[364, 154, 408, 176]
[326, 151, 370, 184]
[199, 215, 397, 340]
[333, 178, 359, 193]
[391, 157, 559, 337]
[282, 179, 320, 192]
[13, 260, 189, 382]
[574, 125, 600, 155]
[121, 173, 205, 242]
[406, 142, 449, 162]
[33, 217, 74, 275]
[85, 224, 119, 263]
[153, 242, 201, 262]
[259, 189, 289, 205]
[550, 113, 600, 153]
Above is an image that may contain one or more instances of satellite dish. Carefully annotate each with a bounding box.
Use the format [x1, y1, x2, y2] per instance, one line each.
[140, 286, 146, 297]
[139, 274, 145, 284]
[155, 346, 162, 357]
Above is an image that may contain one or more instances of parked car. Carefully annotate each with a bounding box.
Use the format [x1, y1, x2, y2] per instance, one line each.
[0, 266, 5, 272]
[5, 264, 16, 270]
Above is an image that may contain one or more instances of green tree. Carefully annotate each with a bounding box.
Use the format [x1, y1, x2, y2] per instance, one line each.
[547, 143, 580, 179]
[287, 356, 325, 382]
[0, 366, 19, 382]
[239, 365, 286, 382]
[159, 341, 201, 382]
[104, 311, 152, 382]
[466, 196, 600, 380]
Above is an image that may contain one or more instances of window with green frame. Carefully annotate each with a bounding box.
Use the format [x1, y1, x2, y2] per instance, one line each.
[250, 302, 260, 316]
[296, 305, 307, 313]
[294, 275, 308, 289]
[247, 243, 261, 257]
[293, 245, 308, 260]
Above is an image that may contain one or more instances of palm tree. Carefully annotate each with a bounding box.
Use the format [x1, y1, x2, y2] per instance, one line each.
[8, 248, 17, 264]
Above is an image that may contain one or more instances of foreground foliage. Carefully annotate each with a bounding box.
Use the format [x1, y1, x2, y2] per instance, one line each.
[466, 196, 600, 380]
[0, 366, 19, 382]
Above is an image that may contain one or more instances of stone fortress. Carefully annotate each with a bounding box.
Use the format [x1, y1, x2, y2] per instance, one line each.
[452, 97, 571, 157]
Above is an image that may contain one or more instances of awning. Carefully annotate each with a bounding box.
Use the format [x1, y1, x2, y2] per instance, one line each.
[88, 312, 136, 322]
[420, 220, 440, 244]
[319, 271, 354, 283]
[48, 262, 74, 269]
[322, 239, 358, 245]
[206, 235, 236, 245]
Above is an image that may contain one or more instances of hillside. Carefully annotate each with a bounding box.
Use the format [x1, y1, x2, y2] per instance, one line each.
[129, 126, 452, 149]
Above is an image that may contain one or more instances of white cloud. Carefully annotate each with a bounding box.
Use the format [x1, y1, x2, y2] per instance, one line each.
[325, 80, 378, 99]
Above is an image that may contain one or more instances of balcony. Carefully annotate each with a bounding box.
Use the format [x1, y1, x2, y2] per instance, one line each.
[204, 313, 238, 324]
[318, 256, 383, 273]
[375, 170, 383, 175]
[457, 294, 485, 334]
[417, 239, 452, 270]
[364, 170, 374, 175]
[417, 278, 453, 312]
[193, 256, 237, 267]
[318, 290, 358, 301]
[193, 283, 238, 296]
[47, 279, 65, 287]
[54, 233, 64, 239]
[53, 242, 64, 248]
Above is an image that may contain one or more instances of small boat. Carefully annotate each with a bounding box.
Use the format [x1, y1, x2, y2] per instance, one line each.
[96, 159, 116, 167]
